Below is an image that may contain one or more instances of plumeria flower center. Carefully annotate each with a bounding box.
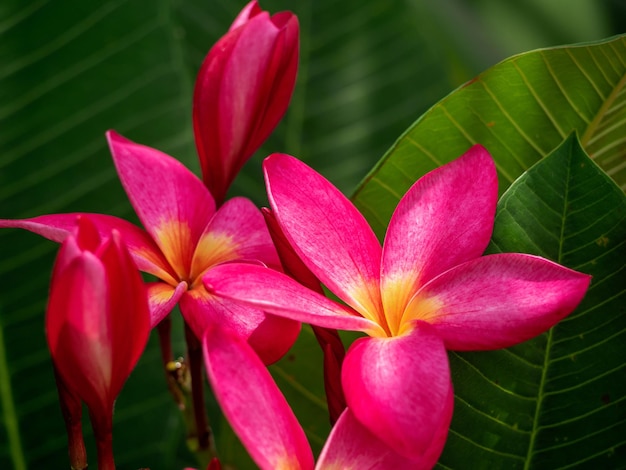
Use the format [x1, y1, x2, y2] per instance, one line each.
[157, 221, 241, 290]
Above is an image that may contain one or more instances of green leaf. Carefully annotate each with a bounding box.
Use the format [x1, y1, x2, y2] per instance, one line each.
[438, 134, 626, 468]
[353, 35, 626, 239]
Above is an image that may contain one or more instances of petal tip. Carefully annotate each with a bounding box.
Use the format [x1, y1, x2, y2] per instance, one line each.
[105, 129, 134, 152]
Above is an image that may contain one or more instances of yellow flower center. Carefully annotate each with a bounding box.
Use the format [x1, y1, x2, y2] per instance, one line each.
[154, 220, 240, 289]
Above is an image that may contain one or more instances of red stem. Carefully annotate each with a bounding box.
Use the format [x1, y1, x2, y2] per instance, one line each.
[89, 409, 116, 470]
[184, 322, 211, 450]
[157, 316, 173, 366]
[53, 368, 88, 470]
[94, 430, 116, 470]
[157, 316, 186, 408]
[311, 326, 347, 424]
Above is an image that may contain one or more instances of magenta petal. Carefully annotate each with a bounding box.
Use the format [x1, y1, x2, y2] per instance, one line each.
[190, 197, 281, 281]
[228, 0, 262, 31]
[417, 384, 454, 469]
[265, 154, 384, 323]
[203, 327, 314, 470]
[106, 131, 215, 277]
[0, 214, 72, 243]
[381, 145, 497, 333]
[179, 287, 300, 365]
[262, 207, 323, 293]
[146, 281, 188, 328]
[242, 13, 298, 159]
[410, 253, 591, 350]
[47, 253, 112, 417]
[99, 232, 152, 396]
[202, 263, 383, 335]
[0, 213, 175, 282]
[342, 323, 452, 460]
[317, 408, 428, 469]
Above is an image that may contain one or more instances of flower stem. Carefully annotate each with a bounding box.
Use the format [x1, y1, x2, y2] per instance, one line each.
[157, 317, 186, 409]
[94, 430, 115, 470]
[89, 409, 115, 470]
[184, 322, 217, 463]
[311, 326, 347, 424]
[53, 368, 88, 470]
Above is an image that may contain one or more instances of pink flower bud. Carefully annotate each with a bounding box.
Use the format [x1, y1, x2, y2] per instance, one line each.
[46, 216, 151, 466]
[193, 1, 299, 205]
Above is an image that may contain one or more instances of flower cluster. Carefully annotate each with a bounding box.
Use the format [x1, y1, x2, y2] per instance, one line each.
[1, 1, 301, 467]
[0, 1, 590, 469]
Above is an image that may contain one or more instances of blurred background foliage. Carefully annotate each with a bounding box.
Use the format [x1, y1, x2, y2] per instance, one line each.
[0, 0, 624, 468]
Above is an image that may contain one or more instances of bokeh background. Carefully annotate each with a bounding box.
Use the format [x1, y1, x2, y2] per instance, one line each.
[1, 0, 624, 468]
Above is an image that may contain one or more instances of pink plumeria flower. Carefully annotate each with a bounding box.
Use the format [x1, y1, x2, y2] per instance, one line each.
[0, 131, 300, 364]
[194, 0, 299, 205]
[202, 147, 591, 461]
[203, 326, 443, 469]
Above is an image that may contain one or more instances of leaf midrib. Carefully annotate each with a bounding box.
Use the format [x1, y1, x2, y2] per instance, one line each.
[523, 141, 573, 469]
[581, 66, 626, 148]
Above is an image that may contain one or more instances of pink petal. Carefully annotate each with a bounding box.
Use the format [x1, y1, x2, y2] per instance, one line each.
[47, 253, 113, 417]
[106, 131, 215, 279]
[146, 281, 188, 327]
[262, 207, 323, 293]
[317, 408, 427, 469]
[202, 263, 384, 335]
[265, 154, 384, 326]
[406, 384, 455, 469]
[179, 286, 300, 365]
[73, 215, 101, 252]
[98, 232, 151, 397]
[0, 213, 176, 283]
[408, 253, 592, 350]
[243, 13, 298, 161]
[49, 218, 96, 278]
[381, 145, 497, 335]
[342, 322, 452, 460]
[190, 197, 281, 283]
[203, 326, 314, 470]
[228, 0, 262, 31]
[193, 29, 239, 202]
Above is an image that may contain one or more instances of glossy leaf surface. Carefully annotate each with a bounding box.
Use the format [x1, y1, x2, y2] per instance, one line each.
[438, 135, 626, 468]
[353, 35, 626, 238]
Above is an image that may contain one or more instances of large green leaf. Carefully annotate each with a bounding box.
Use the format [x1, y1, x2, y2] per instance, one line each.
[437, 135, 626, 468]
[353, 35, 626, 239]
[0, 1, 620, 468]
